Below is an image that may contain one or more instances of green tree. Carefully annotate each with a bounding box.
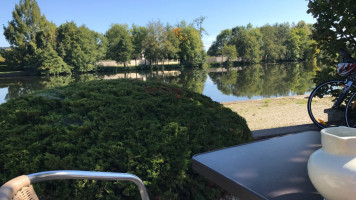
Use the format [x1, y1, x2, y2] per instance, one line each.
[57, 22, 102, 72]
[3, 0, 42, 70]
[3, 0, 66, 73]
[244, 28, 263, 63]
[289, 21, 312, 61]
[221, 44, 237, 63]
[142, 20, 165, 66]
[259, 24, 287, 62]
[178, 25, 206, 67]
[95, 33, 108, 61]
[106, 24, 133, 67]
[131, 25, 148, 66]
[307, 0, 356, 58]
[286, 28, 301, 61]
[231, 26, 263, 63]
[35, 45, 70, 75]
[161, 24, 180, 65]
[207, 29, 232, 56]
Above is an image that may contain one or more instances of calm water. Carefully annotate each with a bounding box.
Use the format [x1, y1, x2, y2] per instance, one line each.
[0, 62, 318, 104]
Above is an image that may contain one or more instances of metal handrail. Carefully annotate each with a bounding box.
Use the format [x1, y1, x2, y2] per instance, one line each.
[27, 170, 149, 200]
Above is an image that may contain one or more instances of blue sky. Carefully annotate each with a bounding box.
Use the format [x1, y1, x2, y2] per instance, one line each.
[0, 0, 316, 50]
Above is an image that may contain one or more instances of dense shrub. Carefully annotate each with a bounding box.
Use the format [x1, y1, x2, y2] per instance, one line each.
[0, 79, 252, 199]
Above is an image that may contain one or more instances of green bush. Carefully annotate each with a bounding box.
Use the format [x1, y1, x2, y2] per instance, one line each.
[0, 79, 252, 199]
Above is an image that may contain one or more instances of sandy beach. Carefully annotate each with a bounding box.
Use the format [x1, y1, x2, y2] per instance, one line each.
[223, 95, 313, 131]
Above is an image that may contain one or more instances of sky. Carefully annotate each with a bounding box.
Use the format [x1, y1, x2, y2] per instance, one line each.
[0, 0, 316, 50]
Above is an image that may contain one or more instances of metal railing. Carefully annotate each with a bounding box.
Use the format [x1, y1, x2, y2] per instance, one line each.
[27, 170, 149, 200]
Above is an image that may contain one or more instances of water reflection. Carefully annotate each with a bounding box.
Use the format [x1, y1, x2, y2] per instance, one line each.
[0, 62, 317, 104]
[207, 62, 316, 101]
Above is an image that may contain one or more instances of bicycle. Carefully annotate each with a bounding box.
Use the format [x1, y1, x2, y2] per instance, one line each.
[307, 49, 356, 129]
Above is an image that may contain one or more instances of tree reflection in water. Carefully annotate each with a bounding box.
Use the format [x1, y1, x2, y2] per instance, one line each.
[208, 62, 317, 99]
[0, 62, 317, 104]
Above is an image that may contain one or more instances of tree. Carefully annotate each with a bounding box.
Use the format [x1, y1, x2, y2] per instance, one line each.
[131, 25, 148, 66]
[142, 21, 164, 66]
[308, 0, 356, 58]
[231, 26, 263, 63]
[161, 24, 179, 65]
[193, 16, 208, 37]
[221, 44, 237, 63]
[178, 25, 206, 67]
[95, 33, 108, 61]
[57, 22, 101, 72]
[106, 24, 133, 67]
[3, 0, 63, 73]
[34, 20, 72, 74]
[34, 45, 71, 75]
[207, 29, 232, 56]
[259, 24, 287, 62]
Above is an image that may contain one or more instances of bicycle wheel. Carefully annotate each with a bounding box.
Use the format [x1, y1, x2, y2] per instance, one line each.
[345, 92, 356, 128]
[307, 80, 348, 128]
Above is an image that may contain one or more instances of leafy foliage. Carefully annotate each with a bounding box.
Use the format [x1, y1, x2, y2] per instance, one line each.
[3, 0, 58, 71]
[208, 22, 319, 63]
[4, 1, 206, 71]
[307, 0, 356, 86]
[57, 22, 103, 72]
[0, 79, 252, 199]
[3, 0, 104, 74]
[178, 25, 206, 67]
[34, 45, 71, 75]
[106, 24, 133, 67]
[131, 25, 148, 63]
[307, 0, 356, 58]
[221, 44, 238, 63]
[142, 21, 164, 65]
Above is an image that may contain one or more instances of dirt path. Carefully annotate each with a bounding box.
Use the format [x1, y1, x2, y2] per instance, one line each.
[223, 95, 313, 131]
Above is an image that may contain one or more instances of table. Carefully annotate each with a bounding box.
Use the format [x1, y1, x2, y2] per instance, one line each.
[192, 131, 323, 200]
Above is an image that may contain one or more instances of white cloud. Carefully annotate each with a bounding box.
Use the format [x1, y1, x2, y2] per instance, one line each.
[202, 35, 216, 51]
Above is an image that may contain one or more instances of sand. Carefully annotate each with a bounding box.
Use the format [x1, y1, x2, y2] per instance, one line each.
[222, 95, 313, 131]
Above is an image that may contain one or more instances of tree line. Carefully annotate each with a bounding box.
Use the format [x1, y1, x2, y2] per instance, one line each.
[1, 0, 206, 75]
[208, 21, 320, 64]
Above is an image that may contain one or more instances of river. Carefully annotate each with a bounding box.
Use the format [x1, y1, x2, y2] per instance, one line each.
[0, 62, 318, 104]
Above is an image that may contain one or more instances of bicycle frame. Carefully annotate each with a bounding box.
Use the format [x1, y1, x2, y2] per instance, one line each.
[332, 79, 354, 108]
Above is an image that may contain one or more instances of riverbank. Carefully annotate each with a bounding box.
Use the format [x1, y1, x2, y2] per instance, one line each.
[223, 95, 314, 131]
